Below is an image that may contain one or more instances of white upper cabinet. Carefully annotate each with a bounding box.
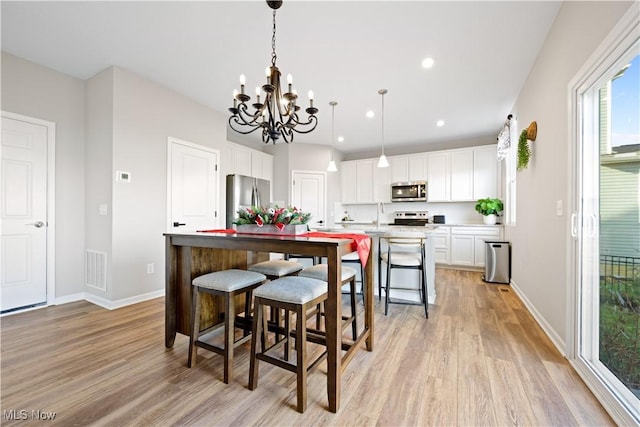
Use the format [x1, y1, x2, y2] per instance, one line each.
[390, 154, 427, 183]
[230, 144, 252, 177]
[340, 161, 358, 204]
[228, 142, 273, 182]
[340, 144, 498, 205]
[427, 152, 450, 201]
[356, 160, 374, 203]
[390, 156, 409, 183]
[373, 162, 391, 203]
[427, 146, 497, 202]
[472, 145, 499, 199]
[408, 154, 428, 182]
[251, 150, 274, 182]
[450, 149, 474, 201]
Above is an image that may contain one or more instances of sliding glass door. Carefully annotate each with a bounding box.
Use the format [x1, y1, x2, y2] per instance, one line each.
[571, 20, 639, 424]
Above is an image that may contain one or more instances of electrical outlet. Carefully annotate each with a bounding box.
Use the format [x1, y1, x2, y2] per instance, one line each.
[146, 263, 155, 274]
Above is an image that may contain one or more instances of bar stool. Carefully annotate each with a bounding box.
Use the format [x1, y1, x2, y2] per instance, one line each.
[248, 259, 304, 341]
[248, 259, 303, 280]
[248, 276, 328, 413]
[298, 264, 358, 340]
[188, 269, 267, 384]
[379, 231, 429, 318]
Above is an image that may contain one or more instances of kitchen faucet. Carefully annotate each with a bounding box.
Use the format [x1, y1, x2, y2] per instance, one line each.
[376, 202, 385, 229]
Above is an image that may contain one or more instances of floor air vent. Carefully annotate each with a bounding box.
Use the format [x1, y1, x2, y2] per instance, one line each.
[86, 250, 107, 291]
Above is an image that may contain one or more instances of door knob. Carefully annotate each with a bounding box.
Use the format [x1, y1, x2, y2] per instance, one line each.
[26, 221, 45, 228]
[173, 222, 186, 227]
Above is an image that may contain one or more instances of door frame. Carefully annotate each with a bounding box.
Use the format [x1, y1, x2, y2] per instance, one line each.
[1, 110, 56, 310]
[567, 6, 639, 425]
[290, 169, 327, 227]
[166, 137, 221, 232]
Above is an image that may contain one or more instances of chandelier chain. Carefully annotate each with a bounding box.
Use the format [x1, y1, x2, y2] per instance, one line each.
[271, 9, 277, 66]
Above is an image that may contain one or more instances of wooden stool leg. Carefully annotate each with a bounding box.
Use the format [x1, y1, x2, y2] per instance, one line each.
[223, 292, 235, 384]
[249, 299, 263, 390]
[188, 287, 201, 368]
[284, 309, 291, 361]
[295, 305, 307, 413]
[350, 277, 358, 340]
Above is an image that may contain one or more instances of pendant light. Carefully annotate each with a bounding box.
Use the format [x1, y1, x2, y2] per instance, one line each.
[327, 101, 338, 172]
[377, 89, 389, 168]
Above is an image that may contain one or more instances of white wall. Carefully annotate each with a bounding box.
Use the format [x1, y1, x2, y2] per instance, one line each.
[1, 52, 86, 299]
[85, 67, 115, 299]
[505, 1, 634, 347]
[106, 67, 229, 301]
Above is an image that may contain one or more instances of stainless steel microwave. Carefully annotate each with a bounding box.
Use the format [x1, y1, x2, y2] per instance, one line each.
[391, 181, 427, 202]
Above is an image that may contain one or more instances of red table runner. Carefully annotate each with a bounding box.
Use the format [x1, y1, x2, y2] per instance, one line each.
[195, 229, 371, 267]
[302, 232, 371, 267]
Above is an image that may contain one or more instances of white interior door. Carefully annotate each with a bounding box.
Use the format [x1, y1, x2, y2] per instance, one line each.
[168, 138, 219, 232]
[1, 116, 49, 312]
[291, 170, 326, 228]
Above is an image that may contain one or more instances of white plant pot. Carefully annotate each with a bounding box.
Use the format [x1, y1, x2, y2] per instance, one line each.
[483, 214, 497, 225]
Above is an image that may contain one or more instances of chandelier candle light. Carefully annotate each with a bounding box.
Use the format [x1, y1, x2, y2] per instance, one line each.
[228, 0, 318, 144]
[377, 89, 389, 168]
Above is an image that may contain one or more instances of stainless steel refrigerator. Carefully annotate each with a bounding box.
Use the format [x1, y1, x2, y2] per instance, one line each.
[226, 174, 271, 228]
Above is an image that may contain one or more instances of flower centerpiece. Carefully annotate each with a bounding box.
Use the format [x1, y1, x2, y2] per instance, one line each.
[233, 205, 312, 234]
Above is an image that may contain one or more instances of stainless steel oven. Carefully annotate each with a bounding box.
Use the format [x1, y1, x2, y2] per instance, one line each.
[391, 181, 427, 202]
[392, 211, 430, 226]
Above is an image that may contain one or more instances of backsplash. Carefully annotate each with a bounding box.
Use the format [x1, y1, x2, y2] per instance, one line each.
[334, 201, 482, 226]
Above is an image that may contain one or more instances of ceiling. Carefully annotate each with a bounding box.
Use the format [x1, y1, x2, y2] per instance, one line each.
[1, 1, 561, 155]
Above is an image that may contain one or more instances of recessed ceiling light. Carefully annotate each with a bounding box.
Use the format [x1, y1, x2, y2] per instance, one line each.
[422, 57, 435, 69]
[366, 110, 375, 119]
[436, 120, 445, 127]
[338, 136, 344, 143]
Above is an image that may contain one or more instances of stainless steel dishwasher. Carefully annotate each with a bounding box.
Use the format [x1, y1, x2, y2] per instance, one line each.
[483, 241, 510, 284]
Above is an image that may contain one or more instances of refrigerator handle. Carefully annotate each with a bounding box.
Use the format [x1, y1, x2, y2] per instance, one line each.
[251, 179, 261, 207]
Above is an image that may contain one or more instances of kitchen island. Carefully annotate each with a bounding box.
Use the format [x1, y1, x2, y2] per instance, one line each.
[314, 225, 438, 304]
[164, 231, 373, 413]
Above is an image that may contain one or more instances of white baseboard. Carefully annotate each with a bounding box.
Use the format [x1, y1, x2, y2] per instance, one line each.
[509, 278, 567, 356]
[2, 290, 166, 315]
[84, 290, 165, 310]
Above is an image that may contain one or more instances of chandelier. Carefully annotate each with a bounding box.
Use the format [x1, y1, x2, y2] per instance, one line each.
[228, 0, 318, 144]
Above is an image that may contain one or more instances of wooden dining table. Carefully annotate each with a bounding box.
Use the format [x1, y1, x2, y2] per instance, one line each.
[164, 231, 374, 413]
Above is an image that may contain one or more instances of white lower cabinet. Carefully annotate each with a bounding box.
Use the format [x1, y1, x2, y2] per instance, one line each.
[448, 226, 502, 268]
[432, 227, 451, 265]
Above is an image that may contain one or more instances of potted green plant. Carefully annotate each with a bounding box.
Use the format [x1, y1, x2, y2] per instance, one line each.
[475, 198, 504, 225]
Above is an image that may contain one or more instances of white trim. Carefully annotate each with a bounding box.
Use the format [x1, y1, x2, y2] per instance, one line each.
[1, 110, 56, 309]
[567, 5, 640, 425]
[84, 289, 165, 310]
[166, 137, 221, 232]
[510, 278, 566, 356]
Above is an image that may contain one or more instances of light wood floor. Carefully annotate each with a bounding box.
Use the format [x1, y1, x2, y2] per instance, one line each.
[1, 269, 614, 426]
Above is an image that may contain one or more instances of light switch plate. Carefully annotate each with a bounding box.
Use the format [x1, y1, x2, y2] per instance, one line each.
[556, 199, 563, 216]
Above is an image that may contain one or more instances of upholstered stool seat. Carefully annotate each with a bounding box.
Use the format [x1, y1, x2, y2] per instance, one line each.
[248, 259, 304, 280]
[298, 264, 358, 340]
[188, 269, 267, 384]
[249, 276, 328, 413]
